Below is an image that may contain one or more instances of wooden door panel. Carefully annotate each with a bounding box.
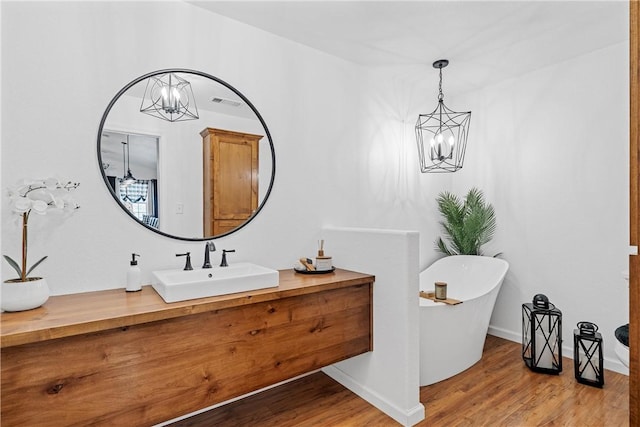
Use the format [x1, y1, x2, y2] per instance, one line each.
[201, 128, 262, 236]
[630, 2, 639, 424]
[216, 139, 258, 219]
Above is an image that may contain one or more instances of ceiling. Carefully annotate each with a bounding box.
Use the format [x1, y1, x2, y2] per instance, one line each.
[189, 1, 628, 92]
[101, 131, 159, 175]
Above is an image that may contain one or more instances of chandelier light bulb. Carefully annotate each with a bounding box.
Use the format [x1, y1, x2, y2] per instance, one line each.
[160, 86, 169, 108]
[161, 86, 181, 114]
[428, 132, 456, 161]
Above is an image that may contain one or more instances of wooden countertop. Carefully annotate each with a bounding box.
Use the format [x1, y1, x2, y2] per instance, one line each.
[0, 268, 374, 349]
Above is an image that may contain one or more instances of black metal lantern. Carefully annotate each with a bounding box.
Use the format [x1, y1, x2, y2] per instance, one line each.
[522, 294, 563, 374]
[415, 59, 471, 173]
[573, 321, 604, 388]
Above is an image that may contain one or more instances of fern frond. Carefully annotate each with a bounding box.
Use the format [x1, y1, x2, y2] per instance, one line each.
[435, 187, 498, 256]
[435, 237, 454, 256]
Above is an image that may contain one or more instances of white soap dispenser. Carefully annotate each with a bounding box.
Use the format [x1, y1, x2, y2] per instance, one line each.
[126, 253, 141, 292]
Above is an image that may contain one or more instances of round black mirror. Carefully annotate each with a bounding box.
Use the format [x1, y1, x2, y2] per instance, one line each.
[97, 69, 275, 241]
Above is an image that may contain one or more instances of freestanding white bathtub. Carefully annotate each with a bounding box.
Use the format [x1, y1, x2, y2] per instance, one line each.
[419, 255, 509, 386]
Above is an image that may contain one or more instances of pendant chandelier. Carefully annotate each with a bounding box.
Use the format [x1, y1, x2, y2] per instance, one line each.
[121, 137, 136, 187]
[140, 72, 199, 122]
[415, 59, 471, 173]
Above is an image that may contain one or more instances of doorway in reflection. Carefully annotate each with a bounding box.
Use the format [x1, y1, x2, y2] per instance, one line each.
[102, 131, 160, 227]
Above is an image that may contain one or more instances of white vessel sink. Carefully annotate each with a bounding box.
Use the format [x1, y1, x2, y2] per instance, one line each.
[151, 262, 279, 303]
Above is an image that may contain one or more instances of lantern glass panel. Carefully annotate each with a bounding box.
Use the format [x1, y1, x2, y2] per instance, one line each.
[573, 322, 604, 388]
[522, 295, 562, 374]
[533, 312, 561, 370]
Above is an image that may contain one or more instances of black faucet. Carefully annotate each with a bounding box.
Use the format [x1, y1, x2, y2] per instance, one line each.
[202, 241, 216, 268]
[176, 252, 193, 270]
[220, 249, 235, 267]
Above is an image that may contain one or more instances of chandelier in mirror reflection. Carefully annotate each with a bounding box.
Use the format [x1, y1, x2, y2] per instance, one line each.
[140, 72, 199, 122]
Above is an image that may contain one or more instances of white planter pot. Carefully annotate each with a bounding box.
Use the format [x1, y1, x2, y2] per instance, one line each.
[1, 278, 49, 312]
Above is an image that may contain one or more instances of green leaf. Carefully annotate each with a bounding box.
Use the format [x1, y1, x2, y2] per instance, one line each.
[26, 256, 48, 277]
[436, 237, 454, 256]
[3, 255, 23, 278]
[434, 187, 498, 256]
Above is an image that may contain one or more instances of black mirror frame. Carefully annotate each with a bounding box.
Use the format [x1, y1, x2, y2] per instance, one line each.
[97, 68, 276, 241]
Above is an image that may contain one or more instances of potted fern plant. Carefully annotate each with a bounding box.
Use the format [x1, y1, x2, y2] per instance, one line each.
[435, 187, 497, 256]
[3, 178, 79, 312]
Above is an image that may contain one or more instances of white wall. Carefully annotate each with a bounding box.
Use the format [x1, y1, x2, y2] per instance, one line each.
[452, 42, 630, 373]
[322, 227, 424, 426]
[349, 66, 453, 270]
[1, 1, 363, 293]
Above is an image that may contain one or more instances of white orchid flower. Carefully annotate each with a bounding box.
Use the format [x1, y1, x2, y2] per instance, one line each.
[11, 197, 31, 213]
[51, 195, 65, 210]
[43, 177, 59, 190]
[5, 177, 79, 218]
[26, 188, 49, 202]
[4, 177, 80, 282]
[31, 199, 49, 215]
[62, 194, 80, 212]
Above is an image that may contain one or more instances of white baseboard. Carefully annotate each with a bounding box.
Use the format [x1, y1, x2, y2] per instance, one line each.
[487, 325, 629, 376]
[488, 325, 520, 343]
[604, 357, 630, 375]
[322, 365, 425, 427]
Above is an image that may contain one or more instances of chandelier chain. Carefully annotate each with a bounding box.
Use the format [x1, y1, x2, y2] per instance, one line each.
[438, 67, 444, 101]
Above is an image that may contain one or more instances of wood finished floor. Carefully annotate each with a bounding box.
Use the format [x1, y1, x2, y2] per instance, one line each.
[169, 335, 629, 426]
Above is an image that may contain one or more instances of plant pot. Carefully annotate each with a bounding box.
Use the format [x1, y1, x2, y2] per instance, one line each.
[1, 277, 49, 312]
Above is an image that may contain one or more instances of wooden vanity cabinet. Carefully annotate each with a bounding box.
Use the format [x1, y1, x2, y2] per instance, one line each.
[0, 269, 373, 426]
[201, 127, 262, 236]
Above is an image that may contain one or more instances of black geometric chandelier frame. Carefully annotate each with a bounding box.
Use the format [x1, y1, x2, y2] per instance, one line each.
[140, 72, 199, 122]
[415, 59, 471, 173]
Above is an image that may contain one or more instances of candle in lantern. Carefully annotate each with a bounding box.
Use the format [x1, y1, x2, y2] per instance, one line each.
[434, 282, 447, 300]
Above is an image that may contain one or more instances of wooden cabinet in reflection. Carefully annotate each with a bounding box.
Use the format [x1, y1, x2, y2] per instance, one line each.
[201, 128, 262, 236]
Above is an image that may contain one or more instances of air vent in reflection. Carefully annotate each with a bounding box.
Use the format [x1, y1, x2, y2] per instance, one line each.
[210, 97, 242, 107]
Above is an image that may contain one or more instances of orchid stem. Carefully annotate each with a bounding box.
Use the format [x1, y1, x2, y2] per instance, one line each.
[21, 212, 28, 282]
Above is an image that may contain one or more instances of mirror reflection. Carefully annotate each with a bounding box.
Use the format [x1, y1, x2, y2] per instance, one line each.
[98, 70, 275, 241]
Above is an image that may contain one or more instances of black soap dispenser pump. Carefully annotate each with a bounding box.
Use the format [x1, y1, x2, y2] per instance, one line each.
[126, 253, 141, 292]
